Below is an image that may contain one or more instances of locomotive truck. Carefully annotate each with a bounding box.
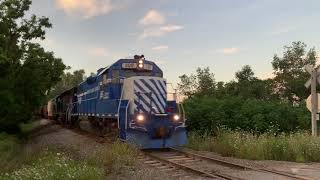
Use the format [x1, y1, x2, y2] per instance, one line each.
[47, 55, 187, 149]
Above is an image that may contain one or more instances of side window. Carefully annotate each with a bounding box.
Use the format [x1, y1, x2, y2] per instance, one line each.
[112, 70, 120, 83]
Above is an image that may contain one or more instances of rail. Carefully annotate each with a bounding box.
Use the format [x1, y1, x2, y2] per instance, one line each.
[169, 148, 313, 180]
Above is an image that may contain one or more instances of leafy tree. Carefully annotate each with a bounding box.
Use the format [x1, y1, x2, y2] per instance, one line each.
[0, 0, 65, 133]
[178, 74, 197, 98]
[272, 41, 317, 104]
[221, 65, 276, 100]
[49, 69, 86, 99]
[235, 65, 255, 82]
[178, 67, 215, 97]
[196, 67, 216, 96]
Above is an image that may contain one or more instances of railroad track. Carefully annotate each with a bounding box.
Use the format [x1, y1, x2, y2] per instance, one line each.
[141, 148, 314, 180]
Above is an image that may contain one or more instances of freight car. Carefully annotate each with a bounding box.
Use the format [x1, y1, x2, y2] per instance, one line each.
[47, 55, 187, 149]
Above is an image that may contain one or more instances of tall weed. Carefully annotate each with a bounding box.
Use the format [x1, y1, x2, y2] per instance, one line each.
[188, 130, 320, 162]
[103, 140, 138, 173]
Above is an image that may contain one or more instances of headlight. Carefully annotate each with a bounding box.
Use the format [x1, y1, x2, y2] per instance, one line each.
[137, 114, 144, 122]
[138, 63, 143, 68]
[173, 114, 180, 121]
[138, 59, 143, 64]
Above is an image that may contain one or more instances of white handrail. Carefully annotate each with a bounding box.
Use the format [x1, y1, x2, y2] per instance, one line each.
[117, 82, 125, 129]
[125, 100, 130, 130]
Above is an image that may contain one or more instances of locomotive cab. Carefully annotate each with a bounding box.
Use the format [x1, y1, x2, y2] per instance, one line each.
[118, 60, 187, 148]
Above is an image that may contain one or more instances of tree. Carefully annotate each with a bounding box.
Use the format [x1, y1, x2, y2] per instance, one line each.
[196, 67, 216, 96]
[49, 69, 86, 99]
[235, 65, 255, 82]
[272, 41, 317, 104]
[178, 67, 216, 97]
[0, 0, 66, 133]
[178, 74, 197, 98]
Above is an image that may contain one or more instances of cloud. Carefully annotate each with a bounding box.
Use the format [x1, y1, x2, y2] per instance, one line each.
[88, 47, 108, 57]
[140, 25, 184, 38]
[139, 10, 166, 26]
[138, 9, 183, 39]
[151, 45, 169, 51]
[222, 48, 240, 54]
[56, 0, 114, 19]
[211, 47, 240, 55]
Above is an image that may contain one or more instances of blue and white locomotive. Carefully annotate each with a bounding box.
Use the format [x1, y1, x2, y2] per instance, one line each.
[53, 55, 187, 149]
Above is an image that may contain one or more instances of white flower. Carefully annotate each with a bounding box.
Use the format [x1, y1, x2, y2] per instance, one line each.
[57, 152, 61, 156]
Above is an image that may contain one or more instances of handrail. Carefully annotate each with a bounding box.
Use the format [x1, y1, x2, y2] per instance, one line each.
[117, 83, 125, 129]
[125, 100, 130, 130]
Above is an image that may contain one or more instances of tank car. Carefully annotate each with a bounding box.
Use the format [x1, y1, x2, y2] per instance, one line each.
[51, 55, 187, 149]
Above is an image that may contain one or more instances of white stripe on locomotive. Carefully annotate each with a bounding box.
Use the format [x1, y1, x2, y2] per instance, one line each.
[135, 80, 162, 113]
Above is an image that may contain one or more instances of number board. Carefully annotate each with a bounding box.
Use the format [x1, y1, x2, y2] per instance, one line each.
[122, 63, 137, 69]
[144, 64, 153, 71]
[122, 63, 153, 71]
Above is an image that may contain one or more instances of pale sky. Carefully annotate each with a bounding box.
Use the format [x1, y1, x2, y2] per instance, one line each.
[29, 0, 320, 85]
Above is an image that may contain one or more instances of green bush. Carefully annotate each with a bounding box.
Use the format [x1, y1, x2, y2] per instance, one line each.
[188, 131, 320, 162]
[0, 150, 105, 180]
[184, 96, 309, 134]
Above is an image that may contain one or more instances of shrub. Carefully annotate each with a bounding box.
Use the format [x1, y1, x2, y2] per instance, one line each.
[184, 96, 309, 134]
[19, 121, 37, 137]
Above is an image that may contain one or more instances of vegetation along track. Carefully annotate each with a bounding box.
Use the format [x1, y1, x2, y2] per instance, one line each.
[50, 122, 312, 180]
[142, 148, 314, 180]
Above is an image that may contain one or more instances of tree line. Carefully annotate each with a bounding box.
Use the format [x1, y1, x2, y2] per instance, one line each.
[0, 0, 66, 133]
[179, 41, 316, 134]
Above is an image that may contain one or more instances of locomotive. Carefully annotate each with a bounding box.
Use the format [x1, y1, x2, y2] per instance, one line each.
[47, 55, 187, 149]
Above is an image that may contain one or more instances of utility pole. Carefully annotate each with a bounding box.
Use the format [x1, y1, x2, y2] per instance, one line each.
[311, 69, 318, 136]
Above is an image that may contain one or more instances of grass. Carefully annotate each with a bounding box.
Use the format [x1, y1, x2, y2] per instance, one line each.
[0, 133, 21, 173]
[0, 126, 162, 179]
[102, 140, 139, 174]
[0, 137, 140, 179]
[0, 150, 105, 180]
[188, 130, 320, 162]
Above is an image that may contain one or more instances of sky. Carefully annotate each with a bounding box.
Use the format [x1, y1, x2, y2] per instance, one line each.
[29, 0, 320, 85]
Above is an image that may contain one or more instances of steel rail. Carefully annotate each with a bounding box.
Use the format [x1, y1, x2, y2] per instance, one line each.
[170, 148, 313, 180]
[143, 150, 244, 180]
